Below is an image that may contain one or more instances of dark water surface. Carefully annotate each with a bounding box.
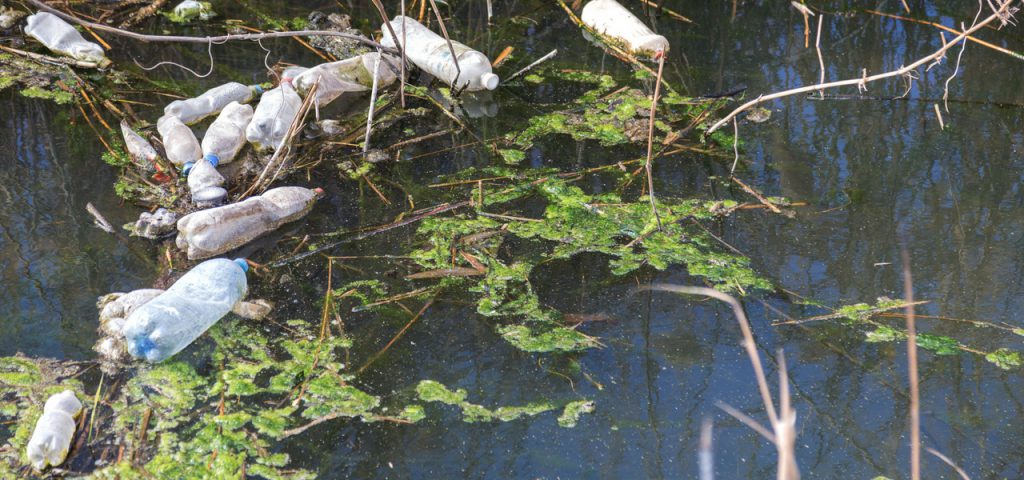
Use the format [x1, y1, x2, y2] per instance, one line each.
[3, 1, 1023, 478]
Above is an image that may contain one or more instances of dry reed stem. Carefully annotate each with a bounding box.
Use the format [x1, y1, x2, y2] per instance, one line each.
[706, 2, 1017, 136]
[369, 0, 407, 107]
[427, 0, 462, 87]
[356, 298, 434, 374]
[698, 419, 714, 480]
[363, 51, 383, 155]
[815, 15, 825, 98]
[242, 80, 320, 198]
[864, 9, 1024, 61]
[926, 447, 972, 480]
[505, 49, 559, 83]
[933, 103, 945, 129]
[645, 53, 666, 229]
[901, 247, 920, 480]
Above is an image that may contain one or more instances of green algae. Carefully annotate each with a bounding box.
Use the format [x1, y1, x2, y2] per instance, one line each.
[0, 357, 42, 386]
[985, 348, 1023, 370]
[415, 380, 583, 426]
[19, 85, 74, 104]
[498, 325, 599, 353]
[557, 400, 596, 428]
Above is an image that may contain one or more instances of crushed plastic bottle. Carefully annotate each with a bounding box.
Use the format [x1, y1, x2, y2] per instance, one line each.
[580, 0, 669, 59]
[131, 208, 178, 239]
[122, 258, 249, 362]
[120, 120, 167, 181]
[164, 82, 261, 125]
[26, 390, 82, 471]
[201, 101, 254, 166]
[24, 12, 109, 66]
[157, 114, 201, 166]
[380, 16, 499, 92]
[186, 157, 227, 208]
[246, 82, 302, 151]
[292, 52, 401, 106]
[176, 186, 322, 260]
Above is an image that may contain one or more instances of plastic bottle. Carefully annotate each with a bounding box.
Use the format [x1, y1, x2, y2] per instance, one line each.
[24, 12, 109, 66]
[157, 114, 201, 166]
[580, 0, 669, 59]
[176, 186, 322, 260]
[186, 157, 227, 208]
[380, 16, 499, 92]
[292, 52, 400, 106]
[171, 0, 215, 22]
[164, 82, 261, 125]
[120, 120, 166, 180]
[246, 82, 302, 151]
[200, 101, 253, 166]
[26, 390, 82, 471]
[122, 258, 249, 362]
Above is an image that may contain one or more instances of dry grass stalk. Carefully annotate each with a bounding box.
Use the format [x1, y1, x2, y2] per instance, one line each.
[706, 1, 1019, 136]
[901, 247, 920, 480]
[242, 80, 320, 198]
[644, 53, 666, 229]
[426, 0, 462, 87]
[864, 10, 1024, 61]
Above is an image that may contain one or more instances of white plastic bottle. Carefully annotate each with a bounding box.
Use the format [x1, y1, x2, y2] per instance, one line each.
[292, 52, 400, 106]
[157, 114, 201, 166]
[122, 258, 249, 362]
[580, 0, 669, 59]
[176, 186, 322, 259]
[200, 101, 253, 166]
[246, 83, 302, 151]
[380, 16, 499, 92]
[26, 390, 82, 471]
[185, 158, 227, 207]
[164, 82, 261, 125]
[120, 120, 164, 179]
[24, 12, 109, 66]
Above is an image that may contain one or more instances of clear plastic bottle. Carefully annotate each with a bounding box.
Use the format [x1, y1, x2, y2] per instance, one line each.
[580, 0, 669, 59]
[200, 101, 253, 166]
[380, 16, 499, 92]
[185, 157, 226, 208]
[157, 114, 201, 166]
[122, 258, 249, 362]
[120, 120, 165, 180]
[176, 186, 322, 260]
[246, 82, 302, 151]
[164, 82, 261, 125]
[26, 390, 82, 471]
[24, 12, 109, 66]
[292, 52, 400, 106]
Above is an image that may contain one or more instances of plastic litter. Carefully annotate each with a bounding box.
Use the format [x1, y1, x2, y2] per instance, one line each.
[246, 82, 302, 151]
[164, 82, 260, 125]
[26, 390, 82, 471]
[131, 208, 178, 239]
[171, 0, 215, 22]
[122, 258, 249, 362]
[0, 7, 27, 30]
[120, 120, 166, 180]
[292, 52, 401, 106]
[176, 186, 322, 260]
[24, 12, 109, 66]
[580, 0, 669, 59]
[380, 16, 499, 92]
[186, 157, 227, 208]
[157, 114, 202, 166]
[201, 101, 254, 166]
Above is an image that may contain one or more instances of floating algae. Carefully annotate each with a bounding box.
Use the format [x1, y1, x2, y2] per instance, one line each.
[415, 380, 589, 427]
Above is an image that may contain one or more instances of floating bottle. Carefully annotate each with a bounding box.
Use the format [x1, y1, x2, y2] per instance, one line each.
[292, 52, 401, 106]
[176, 186, 322, 260]
[26, 390, 82, 471]
[120, 120, 166, 181]
[157, 114, 201, 167]
[580, 0, 669, 59]
[122, 258, 249, 362]
[185, 157, 226, 208]
[24, 12, 109, 66]
[164, 82, 261, 125]
[246, 82, 302, 151]
[201, 101, 253, 166]
[380, 16, 499, 92]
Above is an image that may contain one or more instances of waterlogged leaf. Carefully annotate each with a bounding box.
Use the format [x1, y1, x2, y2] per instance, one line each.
[498, 325, 599, 353]
[985, 348, 1022, 370]
[865, 326, 905, 343]
[916, 334, 960, 355]
[558, 400, 596, 427]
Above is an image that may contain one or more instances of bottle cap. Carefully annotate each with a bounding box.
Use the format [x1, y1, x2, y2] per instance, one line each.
[253, 84, 264, 95]
[481, 72, 500, 90]
[181, 162, 195, 177]
[313, 187, 325, 197]
[203, 153, 220, 167]
[233, 258, 250, 273]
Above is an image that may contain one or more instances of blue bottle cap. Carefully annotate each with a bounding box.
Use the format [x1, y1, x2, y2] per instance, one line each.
[203, 153, 220, 167]
[181, 162, 195, 177]
[253, 84, 264, 95]
[233, 258, 249, 273]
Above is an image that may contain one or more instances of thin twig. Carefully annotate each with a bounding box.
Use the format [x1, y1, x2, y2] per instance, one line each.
[503, 49, 559, 84]
[863, 9, 1024, 61]
[363, 50, 383, 155]
[356, 298, 434, 374]
[902, 247, 920, 480]
[926, 447, 972, 480]
[699, 419, 714, 480]
[427, 0, 462, 87]
[645, 53, 666, 229]
[815, 15, 825, 99]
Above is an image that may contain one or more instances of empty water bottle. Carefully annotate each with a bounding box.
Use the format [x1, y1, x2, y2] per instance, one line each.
[120, 120, 166, 180]
[157, 114, 201, 166]
[164, 82, 261, 125]
[580, 0, 669, 59]
[246, 82, 302, 151]
[201, 101, 253, 166]
[185, 157, 227, 208]
[122, 258, 249, 362]
[26, 390, 82, 471]
[292, 52, 400, 106]
[381, 16, 499, 92]
[24, 12, 109, 66]
[176, 186, 322, 259]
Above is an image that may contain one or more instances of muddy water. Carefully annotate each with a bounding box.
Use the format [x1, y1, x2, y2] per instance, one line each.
[3, 0, 1023, 478]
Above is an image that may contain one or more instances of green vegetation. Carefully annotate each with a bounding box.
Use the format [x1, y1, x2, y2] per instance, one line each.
[415, 380, 590, 426]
